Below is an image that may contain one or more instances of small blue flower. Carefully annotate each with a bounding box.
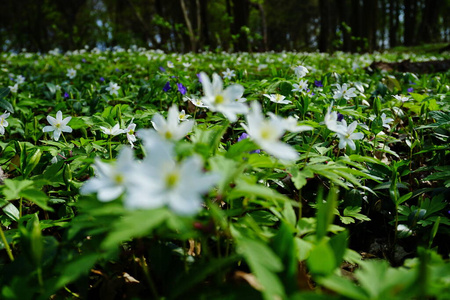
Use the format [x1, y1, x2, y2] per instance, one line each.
[314, 80, 323, 87]
[64, 92, 70, 98]
[100, 77, 105, 82]
[237, 133, 261, 154]
[163, 81, 171, 92]
[82, 58, 86, 63]
[407, 87, 414, 93]
[159, 66, 166, 72]
[337, 113, 344, 122]
[177, 83, 187, 95]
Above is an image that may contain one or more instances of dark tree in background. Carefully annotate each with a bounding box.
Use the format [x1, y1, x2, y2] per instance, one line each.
[0, 0, 449, 52]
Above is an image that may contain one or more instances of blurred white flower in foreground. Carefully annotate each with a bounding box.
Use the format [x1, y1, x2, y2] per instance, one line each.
[106, 82, 121, 96]
[334, 119, 364, 150]
[43, 111, 73, 141]
[241, 101, 299, 161]
[199, 72, 248, 122]
[0, 111, 10, 135]
[81, 132, 220, 215]
[80, 147, 135, 202]
[66, 68, 76, 79]
[126, 131, 220, 215]
[268, 113, 313, 133]
[151, 105, 194, 141]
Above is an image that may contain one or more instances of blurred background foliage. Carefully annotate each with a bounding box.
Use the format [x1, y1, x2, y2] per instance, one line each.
[0, 0, 449, 53]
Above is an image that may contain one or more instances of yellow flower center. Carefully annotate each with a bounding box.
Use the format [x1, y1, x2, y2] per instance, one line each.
[114, 173, 124, 184]
[165, 131, 173, 139]
[165, 172, 179, 189]
[215, 94, 225, 104]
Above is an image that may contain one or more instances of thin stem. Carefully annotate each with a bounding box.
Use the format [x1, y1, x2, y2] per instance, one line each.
[140, 255, 159, 299]
[108, 136, 113, 160]
[0, 225, 14, 262]
[19, 197, 23, 218]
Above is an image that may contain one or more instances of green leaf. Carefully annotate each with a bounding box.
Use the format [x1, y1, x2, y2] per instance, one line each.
[307, 239, 336, 277]
[316, 187, 338, 241]
[0, 98, 14, 113]
[3, 179, 34, 200]
[54, 253, 99, 290]
[2, 203, 20, 221]
[319, 275, 368, 300]
[290, 167, 314, 190]
[20, 188, 53, 211]
[101, 208, 170, 249]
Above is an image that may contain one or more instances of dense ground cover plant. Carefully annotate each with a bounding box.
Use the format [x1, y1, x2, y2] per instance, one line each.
[0, 47, 449, 299]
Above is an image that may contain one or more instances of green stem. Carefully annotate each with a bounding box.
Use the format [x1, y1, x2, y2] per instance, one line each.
[0, 225, 14, 262]
[19, 197, 23, 218]
[140, 255, 159, 299]
[108, 136, 113, 160]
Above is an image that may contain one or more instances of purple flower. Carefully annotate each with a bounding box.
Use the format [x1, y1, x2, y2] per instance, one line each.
[237, 133, 261, 154]
[238, 133, 249, 142]
[407, 87, 414, 93]
[177, 83, 187, 95]
[82, 58, 86, 63]
[337, 113, 344, 122]
[115, 68, 120, 72]
[163, 81, 171, 92]
[100, 77, 105, 82]
[159, 66, 166, 72]
[196, 73, 202, 83]
[314, 80, 323, 87]
[64, 92, 69, 98]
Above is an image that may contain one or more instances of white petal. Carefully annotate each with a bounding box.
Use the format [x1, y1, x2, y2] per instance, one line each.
[97, 185, 124, 202]
[43, 126, 55, 132]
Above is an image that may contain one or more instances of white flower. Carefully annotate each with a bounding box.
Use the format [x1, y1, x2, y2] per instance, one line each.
[199, 72, 248, 122]
[43, 111, 73, 141]
[8, 84, 18, 94]
[268, 113, 313, 133]
[369, 113, 395, 130]
[324, 106, 348, 136]
[55, 84, 61, 91]
[241, 101, 299, 161]
[100, 123, 124, 136]
[334, 120, 364, 150]
[167, 61, 174, 68]
[80, 147, 136, 202]
[393, 95, 410, 102]
[178, 109, 191, 122]
[126, 131, 219, 215]
[125, 119, 137, 148]
[15, 75, 25, 85]
[294, 65, 308, 78]
[182, 62, 191, 68]
[66, 68, 77, 79]
[333, 83, 357, 100]
[106, 82, 121, 96]
[292, 80, 308, 92]
[151, 105, 194, 140]
[222, 68, 236, 80]
[263, 93, 291, 105]
[0, 111, 10, 135]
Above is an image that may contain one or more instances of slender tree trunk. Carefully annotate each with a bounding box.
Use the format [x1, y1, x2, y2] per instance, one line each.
[318, 0, 330, 52]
